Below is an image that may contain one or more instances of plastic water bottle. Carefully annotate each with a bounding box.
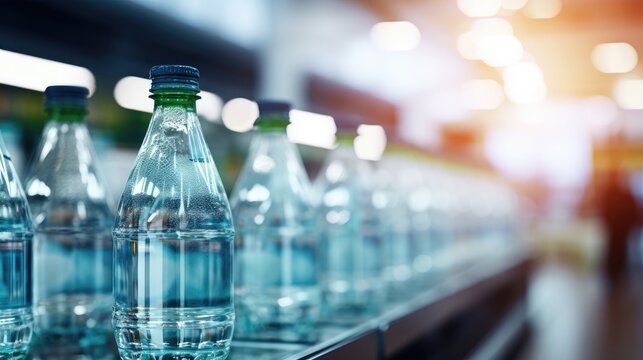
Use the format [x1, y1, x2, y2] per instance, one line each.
[24, 86, 113, 355]
[372, 157, 413, 301]
[0, 132, 33, 359]
[314, 131, 384, 322]
[230, 100, 318, 340]
[113, 65, 234, 359]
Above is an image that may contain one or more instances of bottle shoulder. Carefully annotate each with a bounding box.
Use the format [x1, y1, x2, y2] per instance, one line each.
[0, 141, 33, 232]
[230, 135, 312, 207]
[24, 121, 112, 205]
[115, 110, 233, 232]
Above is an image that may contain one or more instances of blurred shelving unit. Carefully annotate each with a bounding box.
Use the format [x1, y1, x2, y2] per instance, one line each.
[229, 254, 532, 360]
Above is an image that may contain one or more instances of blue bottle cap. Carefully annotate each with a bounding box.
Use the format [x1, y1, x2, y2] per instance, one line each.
[150, 65, 200, 92]
[44, 85, 88, 107]
[257, 100, 291, 118]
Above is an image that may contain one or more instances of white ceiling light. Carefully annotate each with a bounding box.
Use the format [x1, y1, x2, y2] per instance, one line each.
[114, 76, 153, 113]
[0, 49, 95, 95]
[114, 76, 221, 120]
[287, 109, 337, 149]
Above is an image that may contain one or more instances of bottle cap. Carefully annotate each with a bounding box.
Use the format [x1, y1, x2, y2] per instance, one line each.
[44, 86, 88, 107]
[150, 65, 200, 92]
[255, 100, 291, 131]
[257, 100, 291, 118]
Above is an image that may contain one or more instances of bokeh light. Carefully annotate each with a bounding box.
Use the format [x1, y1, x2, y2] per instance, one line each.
[613, 78, 643, 109]
[115, 76, 222, 120]
[287, 109, 337, 149]
[458, 18, 515, 62]
[0, 49, 95, 95]
[370, 21, 421, 52]
[477, 34, 524, 68]
[503, 62, 547, 104]
[523, 0, 562, 19]
[502, 0, 528, 11]
[222, 98, 259, 132]
[462, 79, 505, 110]
[198, 92, 224, 122]
[114, 76, 153, 113]
[591, 42, 638, 74]
[457, 0, 502, 18]
[354, 124, 387, 161]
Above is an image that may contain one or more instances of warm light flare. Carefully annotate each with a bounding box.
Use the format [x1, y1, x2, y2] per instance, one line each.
[503, 62, 547, 104]
[470, 18, 513, 36]
[370, 21, 421, 52]
[502, 0, 528, 11]
[477, 35, 523, 68]
[462, 79, 504, 110]
[457, 32, 480, 60]
[591, 42, 638, 74]
[457, 0, 502, 18]
[524, 0, 562, 19]
[457, 18, 515, 62]
[613, 78, 643, 110]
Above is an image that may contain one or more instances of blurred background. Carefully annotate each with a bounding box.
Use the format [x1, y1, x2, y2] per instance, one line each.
[2, 0, 643, 358]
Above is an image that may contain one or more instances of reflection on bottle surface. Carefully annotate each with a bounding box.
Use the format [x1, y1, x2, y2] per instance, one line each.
[113, 230, 233, 359]
[0, 133, 33, 359]
[232, 113, 319, 341]
[315, 145, 384, 322]
[24, 86, 113, 355]
[113, 65, 234, 360]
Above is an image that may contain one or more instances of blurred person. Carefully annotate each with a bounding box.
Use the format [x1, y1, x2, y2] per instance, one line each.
[596, 170, 641, 283]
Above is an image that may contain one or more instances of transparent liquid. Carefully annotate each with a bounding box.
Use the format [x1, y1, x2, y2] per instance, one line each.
[113, 230, 234, 360]
[235, 227, 318, 340]
[33, 229, 112, 349]
[0, 236, 32, 359]
[383, 232, 414, 302]
[320, 227, 384, 322]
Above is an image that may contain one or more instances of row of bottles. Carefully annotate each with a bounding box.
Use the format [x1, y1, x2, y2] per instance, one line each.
[0, 64, 524, 359]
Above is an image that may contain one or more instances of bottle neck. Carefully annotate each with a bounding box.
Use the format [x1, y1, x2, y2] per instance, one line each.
[45, 105, 86, 123]
[335, 133, 355, 146]
[150, 89, 199, 111]
[256, 115, 289, 133]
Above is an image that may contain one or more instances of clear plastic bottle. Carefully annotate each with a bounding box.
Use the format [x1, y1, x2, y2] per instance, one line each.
[113, 65, 234, 360]
[0, 132, 33, 359]
[24, 86, 113, 355]
[406, 166, 437, 288]
[231, 100, 318, 340]
[314, 133, 384, 322]
[372, 157, 413, 301]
